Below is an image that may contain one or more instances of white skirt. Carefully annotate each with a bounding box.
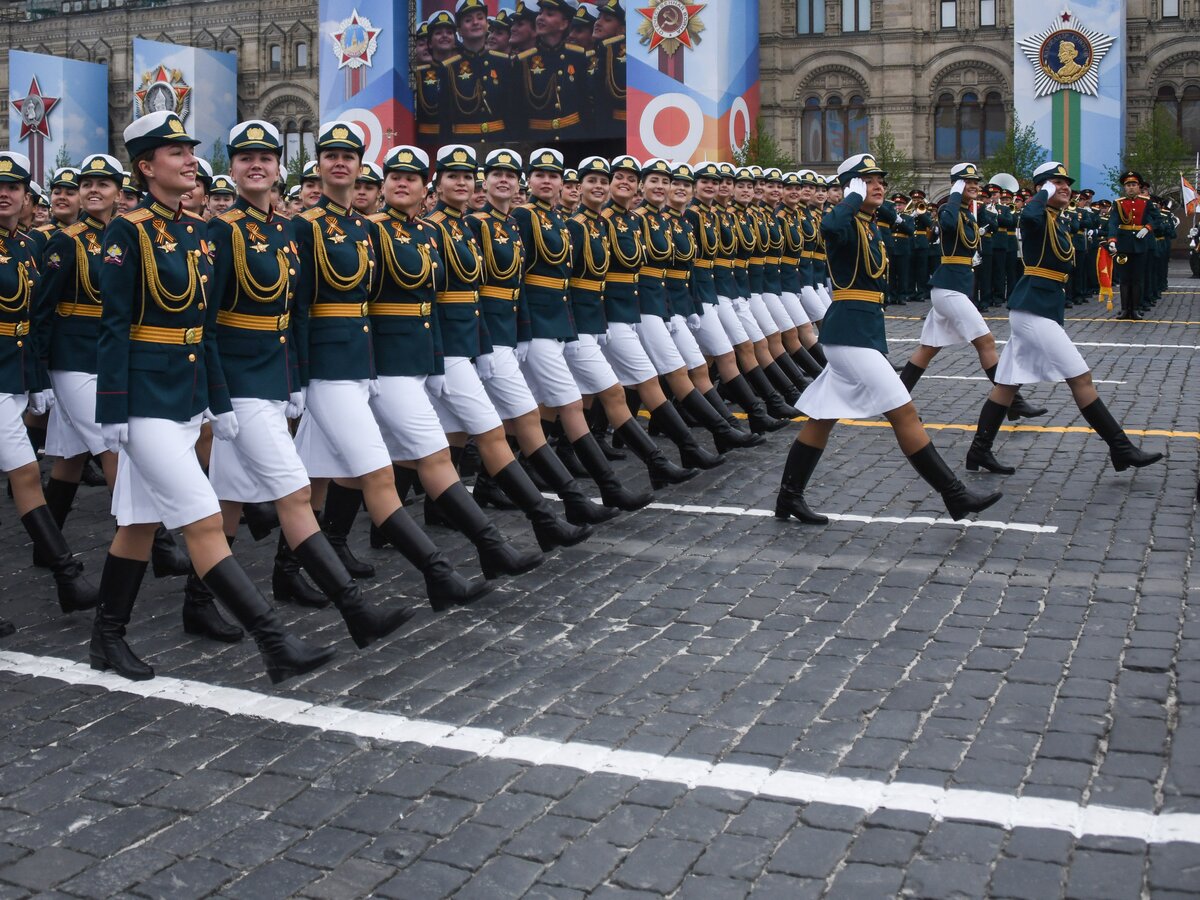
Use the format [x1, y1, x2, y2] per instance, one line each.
[800, 285, 828, 323]
[294, 379, 393, 479]
[563, 333, 620, 395]
[209, 398, 311, 503]
[798, 344, 912, 420]
[426, 356, 504, 435]
[0, 392, 36, 473]
[112, 415, 220, 528]
[669, 315, 707, 370]
[780, 291, 812, 327]
[760, 291, 796, 332]
[995, 309, 1089, 385]
[477, 345, 538, 420]
[689, 307, 734, 357]
[518, 338, 583, 408]
[920, 287, 990, 348]
[748, 294, 781, 336]
[733, 296, 766, 342]
[635, 314, 686, 375]
[46, 370, 104, 458]
[716, 296, 750, 346]
[599, 322, 658, 387]
[371, 374, 450, 462]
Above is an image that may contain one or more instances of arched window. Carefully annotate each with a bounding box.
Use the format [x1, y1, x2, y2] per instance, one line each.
[935, 91, 1006, 160]
[1157, 85, 1200, 152]
[296, 41, 308, 69]
[801, 94, 870, 163]
[269, 44, 281, 72]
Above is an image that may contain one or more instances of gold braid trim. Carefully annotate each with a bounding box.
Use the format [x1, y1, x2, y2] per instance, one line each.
[137, 226, 196, 312]
[230, 226, 289, 303]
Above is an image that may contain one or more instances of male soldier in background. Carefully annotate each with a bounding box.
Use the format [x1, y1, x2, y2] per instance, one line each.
[888, 192, 913, 306]
[1077, 188, 1100, 301]
[909, 189, 931, 301]
[975, 183, 996, 310]
[515, 0, 590, 143]
[592, 0, 626, 148]
[441, 0, 518, 146]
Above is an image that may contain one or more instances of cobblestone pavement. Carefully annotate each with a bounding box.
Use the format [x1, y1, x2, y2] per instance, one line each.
[0, 265, 1197, 898]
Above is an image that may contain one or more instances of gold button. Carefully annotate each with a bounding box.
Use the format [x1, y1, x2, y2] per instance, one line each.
[289, 268, 296, 275]
[15, 341, 22, 348]
[200, 275, 208, 283]
[432, 262, 438, 269]
[355, 219, 362, 226]
[279, 335, 287, 344]
[198, 302, 206, 310]
[187, 226, 194, 233]
[363, 325, 369, 332]
[276, 224, 283, 231]
[424, 322, 430, 329]
[512, 305, 518, 312]
[188, 353, 196, 362]
[474, 310, 480, 316]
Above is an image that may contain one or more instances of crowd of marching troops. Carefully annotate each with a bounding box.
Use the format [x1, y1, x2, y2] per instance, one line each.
[413, 0, 625, 156]
[0, 84, 1173, 684]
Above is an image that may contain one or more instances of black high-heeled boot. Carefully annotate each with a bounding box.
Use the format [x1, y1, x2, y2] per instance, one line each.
[613, 419, 697, 489]
[150, 526, 191, 578]
[907, 442, 1003, 521]
[292, 533, 413, 647]
[774, 440, 829, 524]
[374, 507, 494, 611]
[432, 482, 545, 579]
[807, 343, 828, 367]
[588, 403, 626, 460]
[680, 390, 766, 452]
[898, 362, 925, 393]
[21, 506, 98, 613]
[966, 400, 1016, 474]
[721, 374, 787, 433]
[791, 345, 825, 378]
[774, 353, 813, 394]
[490, 461, 594, 552]
[272, 532, 331, 608]
[526, 444, 621, 524]
[320, 482, 375, 578]
[90, 554, 153, 680]
[570, 435, 654, 511]
[201, 557, 337, 684]
[242, 502, 280, 541]
[1079, 399, 1164, 472]
[183, 534, 244, 642]
[745, 366, 800, 419]
[649, 401, 726, 470]
[763, 361, 802, 405]
[32, 477, 78, 567]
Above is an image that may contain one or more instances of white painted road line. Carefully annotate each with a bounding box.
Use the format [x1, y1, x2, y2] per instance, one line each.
[922, 374, 1127, 385]
[890, 337, 1200, 351]
[3, 651, 1195, 845]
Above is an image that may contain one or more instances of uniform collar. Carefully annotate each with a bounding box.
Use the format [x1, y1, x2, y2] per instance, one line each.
[384, 205, 422, 224]
[82, 214, 106, 231]
[435, 201, 464, 219]
[581, 206, 601, 220]
[235, 196, 273, 223]
[320, 196, 350, 217]
[146, 194, 185, 221]
[642, 199, 663, 213]
[0, 224, 17, 238]
[606, 199, 633, 214]
[481, 202, 512, 221]
[532, 198, 556, 213]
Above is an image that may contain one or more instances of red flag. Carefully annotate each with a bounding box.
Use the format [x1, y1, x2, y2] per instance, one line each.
[1182, 173, 1198, 216]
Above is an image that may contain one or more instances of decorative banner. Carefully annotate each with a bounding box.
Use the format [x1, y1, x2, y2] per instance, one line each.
[7, 50, 108, 187]
[627, 0, 758, 164]
[319, 0, 411, 165]
[1013, 2, 1124, 191]
[132, 39, 238, 169]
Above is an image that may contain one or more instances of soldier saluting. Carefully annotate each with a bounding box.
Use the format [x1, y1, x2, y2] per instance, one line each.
[440, 0, 517, 146]
[516, 0, 591, 142]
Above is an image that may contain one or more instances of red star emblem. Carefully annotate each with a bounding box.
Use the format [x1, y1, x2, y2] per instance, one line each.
[134, 65, 191, 116]
[638, 2, 707, 51]
[1060, 10, 1072, 21]
[333, 11, 380, 66]
[10, 76, 59, 141]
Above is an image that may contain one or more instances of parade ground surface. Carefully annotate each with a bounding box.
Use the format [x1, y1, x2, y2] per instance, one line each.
[0, 264, 1198, 899]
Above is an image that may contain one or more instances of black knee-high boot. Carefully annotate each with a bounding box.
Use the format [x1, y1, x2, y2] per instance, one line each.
[1079, 399, 1164, 471]
[526, 444, 622, 523]
[292, 532, 413, 647]
[150, 526, 191, 578]
[372, 465, 419, 548]
[570, 435, 654, 511]
[22, 506, 99, 613]
[649, 401, 726, 470]
[679, 390, 766, 451]
[774, 440, 828, 524]
[432, 482, 545, 579]
[272, 531, 331, 608]
[32, 477, 79, 567]
[546, 419, 588, 478]
[184, 534, 245, 642]
[702, 386, 745, 430]
[807, 343, 828, 367]
[898, 362, 925, 393]
[588, 402, 626, 460]
[907, 442, 1003, 521]
[202, 557, 337, 684]
[613, 419, 697, 489]
[320, 482, 375, 578]
[720, 374, 787, 433]
[744, 366, 800, 420]
[774, 353, 813, 393]
[982, 365, 1047, 420]
[490, 461, 594, 551]
[763, 360, 802, 404]
[242, 502, 281, 541]
[792, 344, 825, 377]
[90, 554, 152, 679]
[966, 400, 1016, 474]
[374, 507, 494, 610]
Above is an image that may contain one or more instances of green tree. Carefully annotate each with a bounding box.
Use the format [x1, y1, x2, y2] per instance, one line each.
[983, 112, 1048, 187]
[53, 144, 73, 172]
[286, 142, 312, 187]
[869, 119, 918, 194]
[208, 140, 229, 176]
[735, 117, 797, 171]
[1103, 107, 1190, 196]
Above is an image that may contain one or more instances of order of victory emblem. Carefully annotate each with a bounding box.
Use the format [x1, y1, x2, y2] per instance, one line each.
[1018, 7, 1114, 97]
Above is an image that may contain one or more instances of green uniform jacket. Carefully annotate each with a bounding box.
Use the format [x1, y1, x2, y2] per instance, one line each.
[600, 202, 643, 325]
[33, 215, 106, 376]
[930, 189, 979, 296]
[1008, 189, 1074, 325]
[368, 206, 444, 377]
[426, 202, 487, 359]
[664, 207, 696, 317]
[566, 207, 609, 336]
[0, 225, 43, 394]
[513, 199, 576, 341]
[686, 201, 720, 306]
[635, 201, 672, 320]
[817, 194, 889, 354]
[466, 204, 523, 351]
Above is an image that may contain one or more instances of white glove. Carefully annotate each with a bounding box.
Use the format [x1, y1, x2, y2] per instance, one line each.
[27, 390, 54, 416]
[1039, 184, 1055, 202]
[368, 379, 381, 398]
[844, 178, 867, 201]
[1136, 227, 1149, 239]
[951, 180, 968, 196]
[971, 252, 983, 267]
[211, 410, 239, 442]
[1106, 240, 1118, 255]
[978, 224, 990, 236]
[285, 391, 305, 419]
[474, 352, 495, 380]
[666, 317, 680, 335]
[1189, 227, 1199, 240]
[515, 342, 531, 364]
[686, 313, 702, 330]
[101, 423, 128, 454]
